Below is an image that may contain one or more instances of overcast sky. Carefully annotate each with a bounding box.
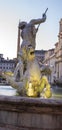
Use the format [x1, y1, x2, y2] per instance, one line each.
[0, 0, 62, 59]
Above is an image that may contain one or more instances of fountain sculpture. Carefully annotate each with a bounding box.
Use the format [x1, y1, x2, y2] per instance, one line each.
[3, 8, 52, 98]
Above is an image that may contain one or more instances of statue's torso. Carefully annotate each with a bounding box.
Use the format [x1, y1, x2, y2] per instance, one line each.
[21, 24, 36, 49]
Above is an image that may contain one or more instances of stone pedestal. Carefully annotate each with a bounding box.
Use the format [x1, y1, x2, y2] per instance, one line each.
[0, 96, 62, 130]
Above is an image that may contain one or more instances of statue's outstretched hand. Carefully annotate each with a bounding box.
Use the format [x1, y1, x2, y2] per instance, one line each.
[42, 8, 48, 20]
[42, 13, 46, 20]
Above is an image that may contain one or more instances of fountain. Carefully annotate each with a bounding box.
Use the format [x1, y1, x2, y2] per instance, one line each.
[1, 9, 62, 130]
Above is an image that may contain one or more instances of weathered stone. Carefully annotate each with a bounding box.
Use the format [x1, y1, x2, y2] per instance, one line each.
[0, 96, 62, 129]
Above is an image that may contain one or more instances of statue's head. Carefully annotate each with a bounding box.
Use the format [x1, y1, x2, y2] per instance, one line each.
[19, 21, 27, 29]
[26, 45, 35, 61]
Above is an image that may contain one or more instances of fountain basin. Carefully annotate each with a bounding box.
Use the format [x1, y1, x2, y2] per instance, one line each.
[0, 85, 16, 96]
[0, 95, 62, 130]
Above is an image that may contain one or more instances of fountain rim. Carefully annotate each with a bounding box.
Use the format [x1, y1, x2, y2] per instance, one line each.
[0, 95, 62, 106]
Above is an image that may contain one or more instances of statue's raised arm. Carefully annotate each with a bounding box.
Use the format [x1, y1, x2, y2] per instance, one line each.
[30, 8, 48, 25]
[18, 8, 48, 50]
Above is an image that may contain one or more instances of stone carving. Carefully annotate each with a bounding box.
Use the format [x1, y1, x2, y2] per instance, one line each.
[3, 8, 52, 98]
[19, 13, 46, 50]
[15, 9, 47, 81]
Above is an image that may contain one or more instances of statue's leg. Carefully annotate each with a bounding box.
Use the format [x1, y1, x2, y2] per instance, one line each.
[19, 61, 24, 81]
[14, 60, 24, 81]
[14, 63, 19, 80]
[39, 76, 52, 98]
[39, 76, 46, 93]
[44, 83, 52, 98]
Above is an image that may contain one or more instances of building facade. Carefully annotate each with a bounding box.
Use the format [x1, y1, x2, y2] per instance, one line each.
[43, 49, 55, 83]
[55, 19, 62, 80]
[44, 19, 62, 83]
[0, 54, 15, 72]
